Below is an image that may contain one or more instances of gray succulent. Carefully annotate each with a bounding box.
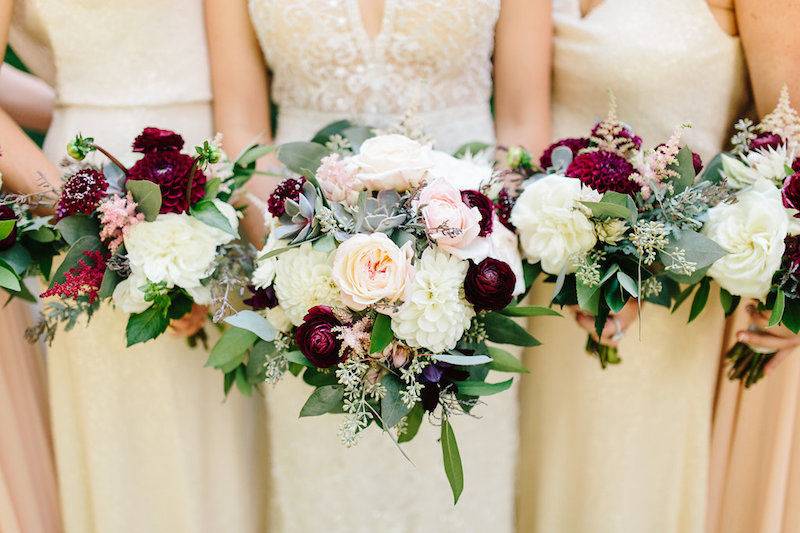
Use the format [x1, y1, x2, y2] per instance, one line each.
[329, 190, 407, 241]
[273, 181, 323, 243]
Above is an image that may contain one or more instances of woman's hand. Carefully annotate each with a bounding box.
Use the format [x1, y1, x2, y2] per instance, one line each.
[169, 304, 208, 337]
[736, 302, 800, 373]
[571, 299, 640, 347]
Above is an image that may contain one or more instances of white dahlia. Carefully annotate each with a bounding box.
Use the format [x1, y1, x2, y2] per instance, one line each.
[273, 242, 340, 326]
[721, 144, 792, 189]
[391, 249, 474, 353]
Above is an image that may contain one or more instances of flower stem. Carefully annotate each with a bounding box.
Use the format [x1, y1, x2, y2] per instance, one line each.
[585, 335, 622, 368]
[91, 145, 128, 175]
[184, 156, 201, 208]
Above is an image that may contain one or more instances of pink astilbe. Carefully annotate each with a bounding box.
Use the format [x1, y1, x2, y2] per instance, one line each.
[335, 316, 372, 358]
[40, 250, 107, 303]
[631, 125, 688, 199]
[98, 193, 145, 253]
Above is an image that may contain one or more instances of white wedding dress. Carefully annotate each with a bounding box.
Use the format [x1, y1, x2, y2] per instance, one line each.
[248, 1, 515, 531]
[10, 2, 269, 532]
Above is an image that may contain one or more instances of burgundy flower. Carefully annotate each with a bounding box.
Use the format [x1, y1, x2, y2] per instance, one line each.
[295, 306, 343, 368]
[268, 177, 306, 218]
[591, 123, 642, 150]
[792, 157, 800, 174]
[785, 235, 800, 270]
[460, 190, 494, 236]
[494, 188, 515, 231]
[132, 127, 185, 153]
[40, 250, 106, 303]
[782, 173, 800, 215]
[127, 151, 206, 214]
[56, 169, 108, 220]
[692, 152, 703, 174]
[419, 362, 469, 411]
[566, 150, 639, 194]
[539, 137, 590, 169]
[749, 132, 784, 152]
[0, 206, 17, 251]
[243, 285, 278, 310]
[464, 258, 516, 311]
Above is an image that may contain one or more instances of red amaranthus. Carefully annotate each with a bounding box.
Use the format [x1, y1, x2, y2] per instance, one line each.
[41, 250, 107, 303]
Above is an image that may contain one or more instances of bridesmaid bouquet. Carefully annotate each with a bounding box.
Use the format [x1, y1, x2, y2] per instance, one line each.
[0, 178, 65, 300]
[510, 104, 729, 367]
[27, 127, 265, 347]
[207, 122, 556, 502]
[702, 87, 800, 386]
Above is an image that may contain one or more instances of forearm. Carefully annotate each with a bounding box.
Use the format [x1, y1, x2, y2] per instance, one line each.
[0, 64, 54, 132]
[0, 107, 60, 196]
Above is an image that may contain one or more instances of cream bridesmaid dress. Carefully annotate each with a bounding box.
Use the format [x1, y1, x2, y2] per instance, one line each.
[517, 1, 750, 532]
[10, 2, 269, 532]
[248, 1, 516, 531]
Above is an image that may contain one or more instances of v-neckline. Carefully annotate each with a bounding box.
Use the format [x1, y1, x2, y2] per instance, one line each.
[577, 0, 609, 20]
[352, 0, 392, 44]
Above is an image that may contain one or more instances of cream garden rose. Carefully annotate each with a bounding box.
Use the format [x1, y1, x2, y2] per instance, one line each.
[332, 233, 414, 311]
[418, 177, 490, 260]
[510, 174, 599, 274]
[704, 178, 788, 299]
[124, 213, 220, 290]
[349, 134, 433, 191]
[428, 150, 494, 192]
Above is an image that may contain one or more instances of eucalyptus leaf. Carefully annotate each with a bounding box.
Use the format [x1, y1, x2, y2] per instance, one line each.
[277, 142, 332, 176]
[380, 374, 410, 428]
[670, 146, 697, 194]
[125, 180, 162, 222]
[312, 234, 337, 253]
[700, 153, 725, 184]
[616, 271, 639, 298]
[56, 215, 100, 246]
[299, 385, 344, 417]
[205, 327, 258, 369]
[0, 262, 21, 292]
[342, 126, 374, 151]
[432, 353, 492, 366]
[0, 245, 31, 276]
[661, 230, 726, 284]
[581, 200, 632, 220]
[26, 227, 57, 243]
[190, 200, 236, 236]
[224, 310, 277, 341]
[98, 267, 120, 300]
[311, 120, 353, 144]
[237, 144, 276, 167]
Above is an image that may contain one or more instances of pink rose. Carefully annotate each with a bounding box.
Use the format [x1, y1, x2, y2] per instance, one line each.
[418, 178, 490, 260]
[317, 153, 360, 204]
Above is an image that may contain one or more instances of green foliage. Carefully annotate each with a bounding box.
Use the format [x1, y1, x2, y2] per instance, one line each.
[49, 235, 102, 289]
[397, 404, 424, 443]
[206, 327, 258, 370]
[441, 419, 464, 504]
[277, 142, 333, 176]
[370, 313, 393, 354]
[55, 215, 100, 246]
[454, 378, 513, 397]
[688, 277, 711, 323]
[125, 180, 162, 222]
[380, 374, 411, 428]
[299, 385, 344, 417]
[483, 312, 540, 346]
[125, 303, 169, 347]
[190, 200, 236, 236]
[486, 346, 528, 373]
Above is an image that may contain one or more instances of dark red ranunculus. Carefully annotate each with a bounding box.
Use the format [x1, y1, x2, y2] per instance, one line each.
[132, 127, 185, 153]
[55, 168, 108, 220]
[782, 173, 800, 215]
[243, 285, 279, 310]
[749, 132, 784, 152]
[460, 189, 494, 236]
[0, 205, 17, 251]
[464, 258, 516, 311]
[539, 137, 590, 169]
[295, 306, 343, 368]
[267, 177, 306, 218]
[566, 150, 639, 194]
[127, 151, 206, 214]
[494, 188, 515, 231]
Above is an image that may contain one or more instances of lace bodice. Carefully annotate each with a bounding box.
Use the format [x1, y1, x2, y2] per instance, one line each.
[10, 0, 211, 107]
[249, 0, 500, 150]
[552, 0, 750, 160]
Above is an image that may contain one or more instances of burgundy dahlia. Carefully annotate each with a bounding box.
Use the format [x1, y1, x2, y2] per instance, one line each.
[127, 151, 206, 214]
[132, 127, 185, 153]
[243, 285, 279, 311]
[566, 150, 639, 194]
[268, 177, 306, 218]
[464, 258, 516, 311]
[295, 305, 343, 368]
[0, 206, 17, 251]
[56, 169, 108, 220]
[539, 137, 590, 169]
[749, 132, 784, 152]
[782, 173, 800, 215]
[460, 190, 494, 236]
[494, 188, 515, 231]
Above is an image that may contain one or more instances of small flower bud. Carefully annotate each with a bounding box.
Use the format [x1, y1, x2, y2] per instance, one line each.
[594, 218, 628, 245]
[66, 134, 96, 161]
[506, 145, 532, 170]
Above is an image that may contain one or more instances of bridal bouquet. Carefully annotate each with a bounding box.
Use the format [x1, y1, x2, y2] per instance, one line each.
[510, 104, 729, 367]
[27, 127, 265, 347]
[207, 122, 556, 502]
[0, 178, 65, 300]
[702, 87, 800, 386]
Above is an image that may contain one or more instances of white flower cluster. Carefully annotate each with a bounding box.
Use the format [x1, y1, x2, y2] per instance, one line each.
[113, 200, 239, 313]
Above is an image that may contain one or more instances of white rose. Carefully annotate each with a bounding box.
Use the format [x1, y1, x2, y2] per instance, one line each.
[705, 178, 787, 299]
[112, 268, 152, 314]
[332, 233, 414, 311]
[428, 150, 494, 192]
[349, 134, 433, 191]
[125, 213, 219, 290]
[721, 145, 791, 190]
[487, 215, 525, 295]
[510, 175, 600, 274]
